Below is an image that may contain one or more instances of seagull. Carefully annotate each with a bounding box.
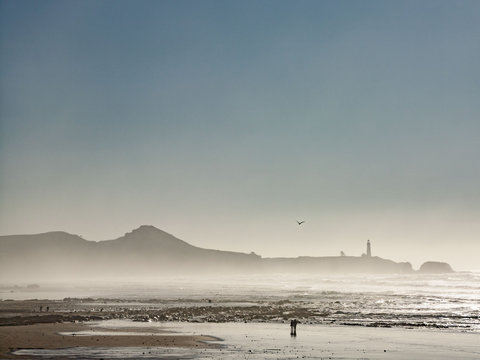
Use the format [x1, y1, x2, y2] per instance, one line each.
[297, 220, 305, 225]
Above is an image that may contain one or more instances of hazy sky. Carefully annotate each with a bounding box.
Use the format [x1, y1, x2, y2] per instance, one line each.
[1, 0, 479, 270]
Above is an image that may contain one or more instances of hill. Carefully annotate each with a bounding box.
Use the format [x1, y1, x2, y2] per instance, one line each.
[0, 225, 429, 281]
[0, 226, 261, 281]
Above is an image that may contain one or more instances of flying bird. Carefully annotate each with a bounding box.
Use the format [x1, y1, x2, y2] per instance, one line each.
[297, 220, 305, 225]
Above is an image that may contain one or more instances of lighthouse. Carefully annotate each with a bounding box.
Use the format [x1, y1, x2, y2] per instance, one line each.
[367, 240, 372, 257]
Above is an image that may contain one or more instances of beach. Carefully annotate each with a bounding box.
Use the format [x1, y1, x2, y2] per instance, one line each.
[0, 293, 479, 359]
[0, 322, 218, 359]
[1, 317, 479, 359]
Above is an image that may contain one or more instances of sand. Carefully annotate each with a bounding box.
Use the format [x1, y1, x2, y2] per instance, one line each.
[164, 321, 480, 359]
[2, 320, 479, 359]
[0, 322, 217, 359]
[1, 299, 478, 359]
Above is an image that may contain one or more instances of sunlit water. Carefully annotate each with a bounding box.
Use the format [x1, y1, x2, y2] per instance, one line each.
[2, 272, 479, 331]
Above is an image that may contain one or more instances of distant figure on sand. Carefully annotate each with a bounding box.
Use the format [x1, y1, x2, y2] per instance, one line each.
[290, 319, 299, 335]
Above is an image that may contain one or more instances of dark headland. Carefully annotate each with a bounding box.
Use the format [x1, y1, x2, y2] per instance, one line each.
[0, 225, 453, 281]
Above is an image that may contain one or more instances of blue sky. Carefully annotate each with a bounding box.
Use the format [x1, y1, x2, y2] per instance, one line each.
[1, 0, 479, 269]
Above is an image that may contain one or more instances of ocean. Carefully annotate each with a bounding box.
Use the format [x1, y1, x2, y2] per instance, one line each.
[2, 271, 479, 333]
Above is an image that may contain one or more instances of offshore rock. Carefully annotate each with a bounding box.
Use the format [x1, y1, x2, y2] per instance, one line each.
[419, 261, 454, 273]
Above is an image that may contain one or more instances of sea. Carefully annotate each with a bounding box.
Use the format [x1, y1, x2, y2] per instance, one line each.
[2, 271, 479, 333]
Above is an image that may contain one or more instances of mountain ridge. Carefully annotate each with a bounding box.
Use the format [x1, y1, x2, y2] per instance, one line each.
[0, 225, 451, 281]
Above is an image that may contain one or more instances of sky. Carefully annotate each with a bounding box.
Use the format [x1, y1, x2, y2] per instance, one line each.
[1, 0, 479, 270]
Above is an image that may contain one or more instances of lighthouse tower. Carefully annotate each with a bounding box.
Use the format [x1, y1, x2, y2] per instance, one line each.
[366, 240, 372, 257]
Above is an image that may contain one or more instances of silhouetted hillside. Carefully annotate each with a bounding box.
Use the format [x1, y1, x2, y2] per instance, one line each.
[0, 226, 262, 281]
[0, 225, 438, 282]
[264, 256, 413, 274]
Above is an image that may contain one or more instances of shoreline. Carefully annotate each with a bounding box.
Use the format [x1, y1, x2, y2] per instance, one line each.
[1, 296, 478, 358]
[0, 322, 218, 359]
[1, 297, 477, 332]
[2, 320, 479, 359]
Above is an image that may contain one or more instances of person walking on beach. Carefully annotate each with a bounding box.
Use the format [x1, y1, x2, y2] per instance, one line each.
[290, 319, 298, 335]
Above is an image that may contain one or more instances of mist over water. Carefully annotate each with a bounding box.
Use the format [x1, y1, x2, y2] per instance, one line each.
[3, 272, 479, 332]
[4, 272, 479, 300]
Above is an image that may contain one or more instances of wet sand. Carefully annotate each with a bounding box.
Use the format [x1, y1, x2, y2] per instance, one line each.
[0, 322, 217, 359]
[3, 320, 479, 359]
[1, 299, 479, 359]
[164, 321, 480, 359]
